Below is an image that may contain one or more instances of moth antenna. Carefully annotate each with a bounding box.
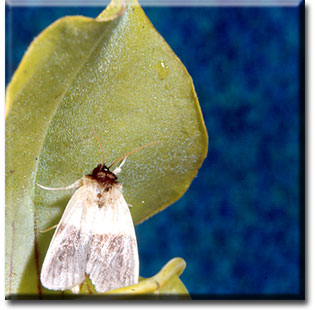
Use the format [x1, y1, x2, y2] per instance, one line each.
[90, 125, 105, 167]
[109, 140, 161, 169]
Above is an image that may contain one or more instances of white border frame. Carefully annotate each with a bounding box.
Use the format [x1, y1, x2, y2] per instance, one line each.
[2, 0, 312, 308]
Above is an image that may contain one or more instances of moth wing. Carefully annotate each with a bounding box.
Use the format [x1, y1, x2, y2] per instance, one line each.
[40, 185, 94, 291]
[86, 186, 139, 293]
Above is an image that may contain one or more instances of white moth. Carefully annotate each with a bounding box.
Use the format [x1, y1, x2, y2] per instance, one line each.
[38, 131, 158, 294]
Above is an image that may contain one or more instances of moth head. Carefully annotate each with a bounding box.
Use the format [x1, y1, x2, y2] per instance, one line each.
[90, 164, 117, 184]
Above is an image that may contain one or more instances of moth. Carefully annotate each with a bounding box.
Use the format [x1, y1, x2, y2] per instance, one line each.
[38, 129, 158, 294]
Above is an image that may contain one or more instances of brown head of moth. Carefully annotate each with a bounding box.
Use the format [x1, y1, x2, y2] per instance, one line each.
[37, 126, 160, 294]
[88, 164, 117, 191]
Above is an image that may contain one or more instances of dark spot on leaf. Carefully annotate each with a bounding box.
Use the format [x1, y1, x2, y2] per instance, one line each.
[54, 91, 63, 99]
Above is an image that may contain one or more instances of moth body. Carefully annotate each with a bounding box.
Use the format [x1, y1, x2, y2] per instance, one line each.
[40, 164, 139, 293]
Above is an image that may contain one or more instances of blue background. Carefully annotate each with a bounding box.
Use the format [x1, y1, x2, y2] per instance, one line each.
[5, 2, 304, 298]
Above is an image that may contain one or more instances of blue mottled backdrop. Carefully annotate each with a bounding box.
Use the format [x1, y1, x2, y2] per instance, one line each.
[5, 1, 304, 298]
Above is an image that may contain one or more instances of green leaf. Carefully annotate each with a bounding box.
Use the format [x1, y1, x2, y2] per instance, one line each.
[5, 0, 207, 297]
[65, 257, 190, 299]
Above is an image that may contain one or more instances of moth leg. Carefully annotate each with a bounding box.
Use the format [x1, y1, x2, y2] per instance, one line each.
[112, 157, 127, 175]
[39, 224, 58, 233]
[71, 284, 81, 294]
[36, 179, 83, 191]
